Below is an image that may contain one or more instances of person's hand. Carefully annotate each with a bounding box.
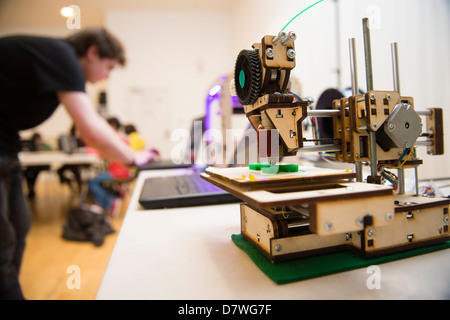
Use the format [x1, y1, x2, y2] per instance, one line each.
[149, 148, 160, 156]
[133, 148, 160, 167]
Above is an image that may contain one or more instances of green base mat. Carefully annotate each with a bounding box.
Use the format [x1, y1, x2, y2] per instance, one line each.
[231, 234, 450, 284]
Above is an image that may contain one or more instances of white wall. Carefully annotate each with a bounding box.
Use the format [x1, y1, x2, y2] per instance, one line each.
[105, 10, 234, 158]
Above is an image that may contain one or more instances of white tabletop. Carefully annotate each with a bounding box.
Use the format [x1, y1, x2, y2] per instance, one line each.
[19, 151, 102, 169]
[96, 169, 450, 300]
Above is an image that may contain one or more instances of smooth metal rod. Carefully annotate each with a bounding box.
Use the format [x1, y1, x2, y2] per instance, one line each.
[288, 221, 310, 229]
[307, 109, 340, 117]
[417, 110, 432, 116]
[349, 38, 359, 95]
[300, 144, 342, 152]
[362, 18, 377, 179]
[353, 106, 431, 116]
[349, 37, 363, 182]
[391, 42, 401, 93]
[415, 140, 433, 147]
[362, 18, 374, 92]
[398, 167, 405, 194]
[413, 148, 419, 196]
[391, 41, 405, 194]
[307, 108, 430, 118]
[368, 131, 377, 177]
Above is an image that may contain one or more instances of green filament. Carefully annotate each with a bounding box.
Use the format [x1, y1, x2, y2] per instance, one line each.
[281, 0, 325, 31]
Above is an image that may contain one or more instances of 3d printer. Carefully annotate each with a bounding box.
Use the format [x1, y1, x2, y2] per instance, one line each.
[201, 18, 449, 262]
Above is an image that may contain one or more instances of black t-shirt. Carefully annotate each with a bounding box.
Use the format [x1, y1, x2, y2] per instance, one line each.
[0, 35, 86, 156]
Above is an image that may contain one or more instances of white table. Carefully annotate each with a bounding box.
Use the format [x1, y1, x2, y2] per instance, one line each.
[19, 151, 102, 170]
[96, 169, 450, 300]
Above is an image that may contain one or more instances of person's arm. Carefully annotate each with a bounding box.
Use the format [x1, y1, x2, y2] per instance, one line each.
[57, 91, 136, 165]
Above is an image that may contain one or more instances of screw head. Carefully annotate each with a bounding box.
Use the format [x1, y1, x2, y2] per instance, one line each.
[265, 47, 274, 58]
[356, 218, 364, 227]
[287, 48, 296, 59]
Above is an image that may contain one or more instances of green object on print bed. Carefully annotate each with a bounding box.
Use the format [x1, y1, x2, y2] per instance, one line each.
[249, 163, 299, 174]
[231, 234, 450, 284]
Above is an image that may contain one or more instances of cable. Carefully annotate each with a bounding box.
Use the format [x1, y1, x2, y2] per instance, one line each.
[286, 89, 302, 101]
[419, 185, 435, 196]
[281, 0, 325, 31]
[377, 145, 415, 190]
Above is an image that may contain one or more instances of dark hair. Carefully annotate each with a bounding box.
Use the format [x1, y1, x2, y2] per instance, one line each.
[107, 117, 121, 130]
[66, 27, 126, 66]
[124, 124, 137, 135]
[30, 133, 42, 151]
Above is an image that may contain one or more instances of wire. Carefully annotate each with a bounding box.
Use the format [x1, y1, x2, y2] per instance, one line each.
[378, 146, 415, 172]
[281, 0, 325, 31]
[319, 152, 336, 162]
[420, 185, 435, 196]
[377, 145, 416, 190]
[286, 89, 302, 101]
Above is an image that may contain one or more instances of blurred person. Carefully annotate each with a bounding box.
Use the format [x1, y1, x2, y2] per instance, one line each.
[22, 133, 52, 198]
[23, 132, 52, 191]
[124, 124, 146, 151]
[57, 124, 87, 191]
[28, 132, 52, 152]
[88, 117, 136, 216]
[0, 27, 155, 299]
[58, 124, 85, 154]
